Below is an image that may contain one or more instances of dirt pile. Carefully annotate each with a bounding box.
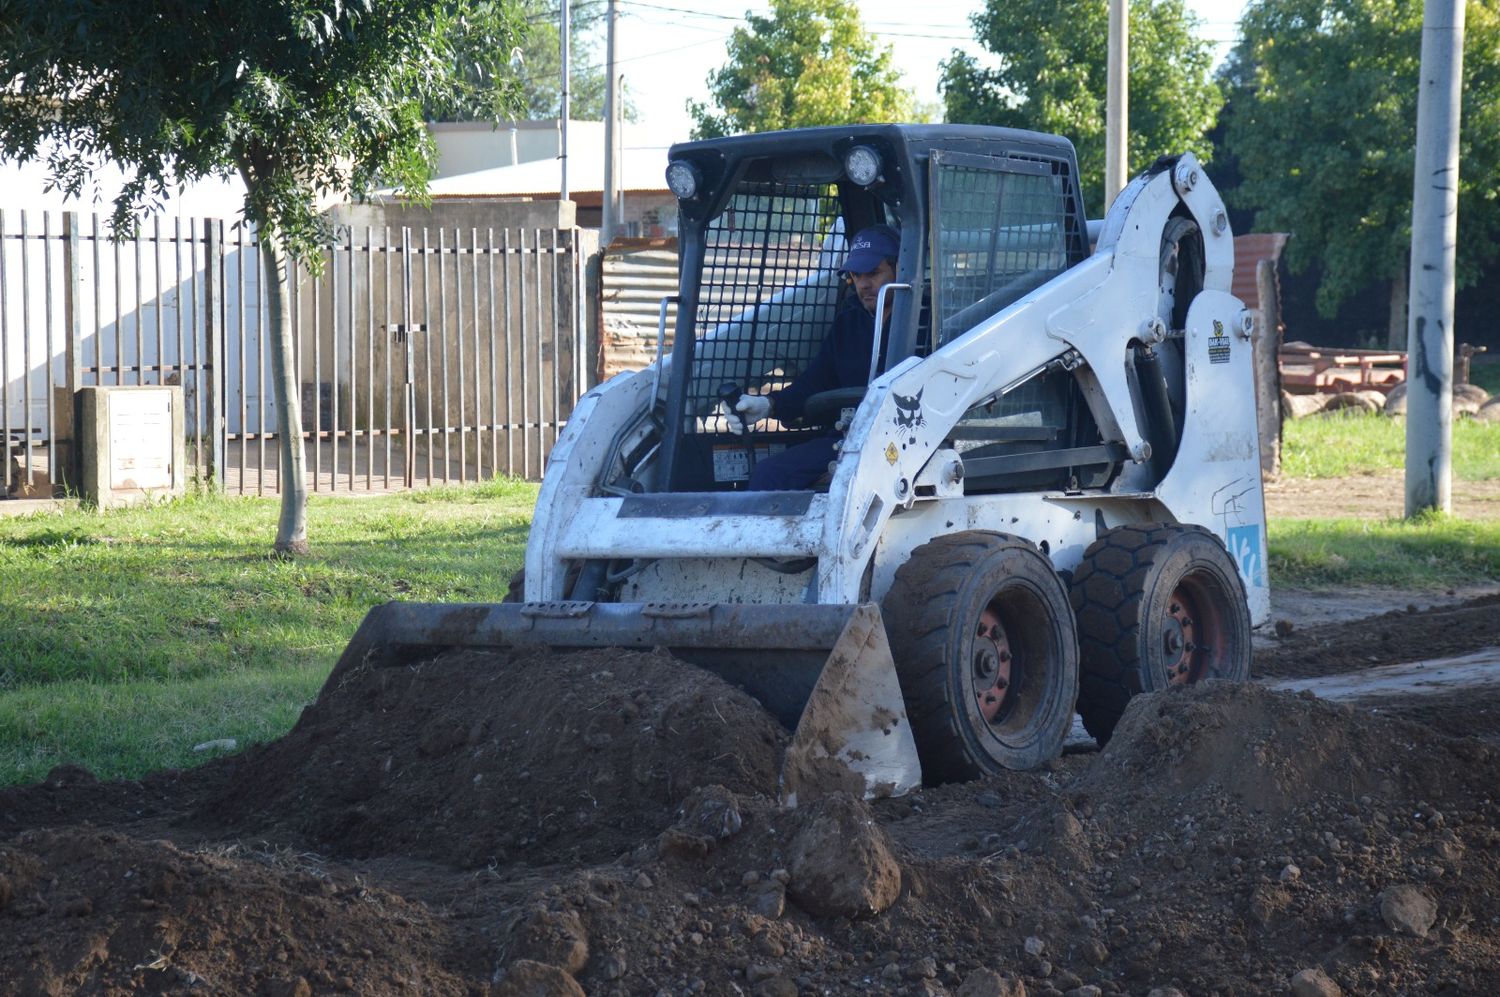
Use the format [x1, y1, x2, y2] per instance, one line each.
[2, 641, 1499, 995]
[205, 646, 786, 869]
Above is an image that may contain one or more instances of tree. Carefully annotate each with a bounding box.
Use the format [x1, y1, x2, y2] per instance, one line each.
[941, 0, 1222, 217]
[0, 0, 526, 554]
[1222, 0, 1500, 331]
[432, 0, 632, 123]
[688, 0, 915, 139]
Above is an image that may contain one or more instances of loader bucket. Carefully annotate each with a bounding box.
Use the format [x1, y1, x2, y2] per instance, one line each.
[331, 600, 922, 805]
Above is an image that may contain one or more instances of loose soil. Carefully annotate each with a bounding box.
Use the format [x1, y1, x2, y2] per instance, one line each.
[4, 603, 1500, 995]
[1264, 472, 1500, 521]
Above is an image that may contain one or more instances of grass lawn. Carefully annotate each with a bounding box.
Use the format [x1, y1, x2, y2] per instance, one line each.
[1281, 410, 1500, 480]
[1, 480, 536, 785]
[2, 451, 1498, 786]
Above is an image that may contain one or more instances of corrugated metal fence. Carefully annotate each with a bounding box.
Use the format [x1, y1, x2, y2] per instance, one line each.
[0, 208, 590, 498]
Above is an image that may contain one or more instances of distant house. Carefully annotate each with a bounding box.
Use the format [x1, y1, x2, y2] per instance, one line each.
[422, 120, 675, 237]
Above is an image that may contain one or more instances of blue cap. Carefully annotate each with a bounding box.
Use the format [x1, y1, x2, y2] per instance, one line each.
[842, 224, 900, 274]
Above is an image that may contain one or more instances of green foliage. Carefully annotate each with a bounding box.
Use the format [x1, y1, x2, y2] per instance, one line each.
[1281, 410, 1500, 481]
[1223, 0, 1500, 318]
[1268, 516, 1500, 589]
[688, 0, 915, 139]
[0, 483, 537, 785]
[433, 0, 632, 123]
[940, 0, 1222, 217]
[0, 0, 528, 264]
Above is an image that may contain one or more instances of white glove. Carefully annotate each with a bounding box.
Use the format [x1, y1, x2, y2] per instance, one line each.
[727, 394, 772, 435]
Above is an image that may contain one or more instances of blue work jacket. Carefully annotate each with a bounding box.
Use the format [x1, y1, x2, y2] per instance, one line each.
[769, 298, 886, 422]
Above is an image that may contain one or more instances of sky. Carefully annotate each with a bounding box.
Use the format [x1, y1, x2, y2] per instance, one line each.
[604, 0, 1251, 153]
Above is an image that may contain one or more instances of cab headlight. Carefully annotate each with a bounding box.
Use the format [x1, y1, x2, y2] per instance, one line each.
[665, 160, 702, 200]
[844, 145, 882, 187]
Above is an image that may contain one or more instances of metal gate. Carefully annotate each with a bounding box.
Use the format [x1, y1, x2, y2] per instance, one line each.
[0, 208, 588, 498]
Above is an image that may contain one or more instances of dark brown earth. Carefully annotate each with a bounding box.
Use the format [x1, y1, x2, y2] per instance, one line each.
[3, 605, 1500, 996]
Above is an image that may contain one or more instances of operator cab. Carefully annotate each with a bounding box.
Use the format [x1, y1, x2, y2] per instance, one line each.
[605, 124, 1118, 499]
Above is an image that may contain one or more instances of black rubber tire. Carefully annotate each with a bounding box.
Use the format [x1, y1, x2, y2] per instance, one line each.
[881, 531, 1079, 784]
[502, 568, 526, 603]
[1070, 524, 1252, 744]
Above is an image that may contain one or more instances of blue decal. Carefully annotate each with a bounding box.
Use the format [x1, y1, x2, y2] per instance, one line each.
[1226, 524, 1264, 588]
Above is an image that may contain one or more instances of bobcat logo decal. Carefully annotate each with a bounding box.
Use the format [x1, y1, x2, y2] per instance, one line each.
[893, 389, 925, 443]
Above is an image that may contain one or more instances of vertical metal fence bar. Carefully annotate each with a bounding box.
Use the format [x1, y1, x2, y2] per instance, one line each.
[205, 219, 225, 491]
[364, 225, 374, 491]
[172, 218, 186, 468]
[487, 228, 499, 478]
[20, 212, 35, 486]
[290, 257, 303, 497]
[312, 249, 323, 492]
[153, 215, 165, 385]
[189, 221, 203, 483]
[112, 219, 124, 386]
[470, 227, 482, 481]
[91, 215, 102, 388]
[400, 227, 414, 489]
[1, 213, 10, 494]
[422, 227, 434, 486]
[518, 228, 530, 478]
[382, 226, 393, 489]
[550, 227, 561, 457]
[255, 235, 268, 495]
[235, 223, 248, 494]
[455, 227, 468, 482]
[341, 225, 354, 493]
[438, 227, 450, 483]
[533, 227, 544, 477]
[43, 213, 57, 494]
[503, 228, 514, 477]
[132, 220, 144, 385]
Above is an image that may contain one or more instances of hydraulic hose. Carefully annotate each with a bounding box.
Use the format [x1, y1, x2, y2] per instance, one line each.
[1133, 344, 1179, 482]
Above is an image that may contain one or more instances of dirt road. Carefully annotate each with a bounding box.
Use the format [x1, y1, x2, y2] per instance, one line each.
[3, 585, 1498, 996]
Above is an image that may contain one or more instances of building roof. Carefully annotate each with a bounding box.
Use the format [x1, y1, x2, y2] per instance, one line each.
[424, 128, 670, 200]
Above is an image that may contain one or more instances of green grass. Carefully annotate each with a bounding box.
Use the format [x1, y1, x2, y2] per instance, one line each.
[1281, 411, 1500, 480]
[0, 480, 537, 785]
[1269, 514, 1500, 590]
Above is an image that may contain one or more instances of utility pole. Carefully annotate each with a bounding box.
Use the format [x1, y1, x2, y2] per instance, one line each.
[1405, 0, 1465, 517]
[602, 0, 620, 245]
[1105, 0, 1129, 210]
[559, 0, 570, 200]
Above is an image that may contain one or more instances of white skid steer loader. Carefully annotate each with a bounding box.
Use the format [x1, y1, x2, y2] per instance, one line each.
[337, 125, 1269, 804]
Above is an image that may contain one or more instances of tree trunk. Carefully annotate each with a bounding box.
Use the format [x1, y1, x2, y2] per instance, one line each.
[262, 233, 309, 554]
[1387, 271, 1409, 350]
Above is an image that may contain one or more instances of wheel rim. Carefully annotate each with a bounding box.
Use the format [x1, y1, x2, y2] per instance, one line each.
[1162, 572, 1232, 685]
[972, 608, 1013, 722]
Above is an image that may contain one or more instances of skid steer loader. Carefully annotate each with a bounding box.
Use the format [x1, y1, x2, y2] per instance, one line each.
[337, 125, 1269, 803]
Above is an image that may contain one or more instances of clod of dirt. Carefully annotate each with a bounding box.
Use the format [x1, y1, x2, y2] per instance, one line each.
[1290, 967, 1343, 997]
[492, 959, 586, 997]
[786, 793, 901, 919]
[1379, 884, 1438, 938]
[510, 907, 589, 975]
[955, 967, 1026, 996]
[203, 647, 785, 868]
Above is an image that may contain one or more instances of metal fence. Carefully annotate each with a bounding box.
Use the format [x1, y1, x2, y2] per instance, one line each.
[0, 208, 588, 498]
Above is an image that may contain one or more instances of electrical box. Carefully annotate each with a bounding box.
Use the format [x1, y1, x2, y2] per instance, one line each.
[77, 385, 186, 508]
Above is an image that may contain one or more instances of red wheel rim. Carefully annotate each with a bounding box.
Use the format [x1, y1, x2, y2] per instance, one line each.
[972, 607, 1013, 722]
[1162, 575, 1229, 685]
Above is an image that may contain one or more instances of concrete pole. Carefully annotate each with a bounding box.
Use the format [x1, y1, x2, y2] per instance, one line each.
[1105, 0, 1129, 210]
[1404, 0, 1465, 517]
[602, 0, 619, 245]
[559, 0, 570, 200]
